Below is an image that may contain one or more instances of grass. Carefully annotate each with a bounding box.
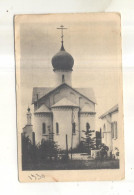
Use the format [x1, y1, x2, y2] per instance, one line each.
[23, 159, 119, 170]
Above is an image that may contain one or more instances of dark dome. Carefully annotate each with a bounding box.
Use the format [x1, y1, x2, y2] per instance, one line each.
[52, 44, 74, 71]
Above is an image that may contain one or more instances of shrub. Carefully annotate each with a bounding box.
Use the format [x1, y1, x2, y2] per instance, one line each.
[37, 139, 59, 161]
[21, 133, 37, 168]
[113, 147, 119, 159]
[98, 143, 109, 160]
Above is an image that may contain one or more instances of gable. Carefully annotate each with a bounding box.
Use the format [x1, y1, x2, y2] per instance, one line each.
[99, 104, 118, 119]
[51, 98, 79, 108]
[32, 83, 96, 104]
[35, 104, 51, 113]
[33, 84, 96, 113]
[32, 87, 54, 104]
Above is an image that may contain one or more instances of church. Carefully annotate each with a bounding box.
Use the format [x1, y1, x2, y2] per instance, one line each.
[23, 26, 96, 150]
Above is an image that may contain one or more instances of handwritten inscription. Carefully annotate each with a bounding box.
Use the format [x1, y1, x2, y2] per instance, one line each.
[28, 174, 45, 181]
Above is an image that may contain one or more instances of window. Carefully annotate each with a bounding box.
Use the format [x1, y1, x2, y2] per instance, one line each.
[111, 121, 118, 139]
[102, 124, 106, 138]
[86, 123, 90, 132]
[42, 123, 46, 134]
[115, 122, 118, 139]
[72, 122, 76, 134]
[111, 122, 114, 138]
[114, 121, 117, 139]
[56, 123, 59, 134]
[62, 74, 65, 83]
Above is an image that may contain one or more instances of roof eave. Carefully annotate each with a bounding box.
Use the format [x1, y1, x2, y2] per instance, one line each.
[32, 83, 96, 105]
[99, 105, 118, 119]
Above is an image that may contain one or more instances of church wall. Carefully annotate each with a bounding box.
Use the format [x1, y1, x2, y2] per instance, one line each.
[33, 85, 96, 148]
[52, 107, 79, 150]
[79, 98, 95, 112]
[80, 113, 96, 141]
[33, 113, 53, 144]
[36, 85, 95, 113]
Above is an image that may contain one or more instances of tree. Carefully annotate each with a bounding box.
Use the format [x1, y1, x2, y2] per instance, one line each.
[81, 124, 96, 154]
[21, 133, 37, 169]
[37, 139, 59, 161]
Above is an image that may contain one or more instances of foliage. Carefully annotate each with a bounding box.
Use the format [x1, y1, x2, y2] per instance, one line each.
[37, 139, 59, 161]
[21, 133, 37, 168]
[98, 143, 109, 160]
[112, 147, 119, 159]
[81, 124, 96, 154]
[22, 133, 60, 170]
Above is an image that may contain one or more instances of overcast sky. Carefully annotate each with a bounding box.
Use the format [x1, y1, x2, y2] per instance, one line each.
[18, 13, 122, 129]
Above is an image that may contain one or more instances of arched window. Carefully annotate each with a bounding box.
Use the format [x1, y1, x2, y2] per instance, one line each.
[86, 122, 90, 132]
[42, 123, 46, 134]
[56, 123, 59, 134]
[62, 74, 65, 83]
[72, 122, 76, 134]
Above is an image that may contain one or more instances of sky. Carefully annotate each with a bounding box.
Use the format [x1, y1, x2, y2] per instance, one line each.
[17, 13, 122, 130]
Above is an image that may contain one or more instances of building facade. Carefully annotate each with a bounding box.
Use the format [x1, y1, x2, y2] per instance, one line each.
[24, 27, 96, 150]
[99, 104, 119, 156]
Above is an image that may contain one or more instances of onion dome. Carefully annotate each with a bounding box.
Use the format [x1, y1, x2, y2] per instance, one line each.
[52, 42, 74, 71]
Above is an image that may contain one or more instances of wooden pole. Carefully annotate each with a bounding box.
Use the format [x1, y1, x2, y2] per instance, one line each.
[36, 94, 38, 109]
[71, 125, 73, 160]
[79, 97, 81, 144]
[66, 134, 68, 158]
[71, 108, 73, 160]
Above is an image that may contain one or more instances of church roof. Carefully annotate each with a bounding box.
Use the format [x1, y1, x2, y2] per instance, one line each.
[35, 104, 51, 113]
[75, 88, 96, 104]
[51, 98, 79, 108]
[32, 87, 55, 103]
[99, 104, 118, 119]
[32, 83, 96, 104]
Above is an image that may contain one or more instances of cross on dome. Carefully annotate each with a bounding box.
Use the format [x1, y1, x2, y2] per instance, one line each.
[51, 25, 74, 71]
[57, 25, 67, 50]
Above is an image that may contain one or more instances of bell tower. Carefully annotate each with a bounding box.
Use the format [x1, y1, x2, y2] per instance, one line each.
[27, 107, 32, 125]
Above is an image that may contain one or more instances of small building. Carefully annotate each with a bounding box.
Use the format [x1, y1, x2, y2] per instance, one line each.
[99, 104, 119, 156]
[22, 107, 35, 145]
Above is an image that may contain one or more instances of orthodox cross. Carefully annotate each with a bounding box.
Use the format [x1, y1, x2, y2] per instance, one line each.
[57, 25, 67, 45]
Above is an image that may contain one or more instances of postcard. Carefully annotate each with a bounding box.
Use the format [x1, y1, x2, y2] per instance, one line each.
[15, 13, 124, 182]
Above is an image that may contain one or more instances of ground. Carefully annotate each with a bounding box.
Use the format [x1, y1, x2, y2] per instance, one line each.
[23, 153, 119, 170]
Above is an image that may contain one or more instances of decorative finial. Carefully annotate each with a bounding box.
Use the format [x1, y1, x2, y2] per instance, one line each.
[57, 25, 67, 51]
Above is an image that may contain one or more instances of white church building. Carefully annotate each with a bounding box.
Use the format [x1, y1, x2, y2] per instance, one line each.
[23, 26, 96, 150]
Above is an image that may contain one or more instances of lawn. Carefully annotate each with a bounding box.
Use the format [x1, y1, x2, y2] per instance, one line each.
[23, 159, 119, 170]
